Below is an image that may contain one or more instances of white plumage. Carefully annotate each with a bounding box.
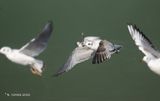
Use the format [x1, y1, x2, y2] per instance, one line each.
[0, 21, 53, 76]
[55, 35, 122, 76]
[127, 24, 160, 75]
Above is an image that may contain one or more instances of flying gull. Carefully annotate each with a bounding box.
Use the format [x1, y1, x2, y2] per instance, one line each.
[54, 34, 122, 76]
[127, 24, 160, 75]
[0, 21, 53, 76]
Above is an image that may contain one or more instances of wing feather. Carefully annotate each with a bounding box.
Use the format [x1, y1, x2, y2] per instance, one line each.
[55, 46, 94, 76]
[19, 21, 53, 57]
[92, 40, 109, 64]
[127, 24, 160, 58]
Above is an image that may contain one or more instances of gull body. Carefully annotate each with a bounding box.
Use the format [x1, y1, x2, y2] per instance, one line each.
[1, 48, 34, 65]
[148, 59, 160, 75]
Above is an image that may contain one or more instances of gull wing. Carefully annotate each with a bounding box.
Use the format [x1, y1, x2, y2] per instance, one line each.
[55, 46, 94, 76]
[92, 40, 111, 64]
[19, 21, 53, 57]
[127, 24, 160, 58]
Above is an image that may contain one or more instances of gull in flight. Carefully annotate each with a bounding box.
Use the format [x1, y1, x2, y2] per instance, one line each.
[127, 24, 160, 75]
[0, 21, 53, 76]
[54, 34, 122, 76]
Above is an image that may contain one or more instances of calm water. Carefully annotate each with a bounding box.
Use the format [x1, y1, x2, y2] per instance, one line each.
[0, 0, 160, 101]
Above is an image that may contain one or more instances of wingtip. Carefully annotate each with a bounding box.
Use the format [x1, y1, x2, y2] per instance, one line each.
[127, 24, 144, 35]
[52, 71, 66, 77]
[127, 23, 142, 35]
[43, 20, 53, 33]
[47, 20, 53, 25]
[46, 20, 53, 28]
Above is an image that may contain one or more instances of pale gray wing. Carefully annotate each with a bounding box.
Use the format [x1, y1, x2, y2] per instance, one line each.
[92, 40, 122, 64]
[127, 24, 160, 58]
[19, 21, 53, 57]
[54, 46, 94, 76]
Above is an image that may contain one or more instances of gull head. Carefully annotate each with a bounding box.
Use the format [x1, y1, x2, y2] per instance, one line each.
[83, 40, 93, 47]
[0, 47, 12, 55]
[143, 56, 151, 63]
[82, 36, 101, 50]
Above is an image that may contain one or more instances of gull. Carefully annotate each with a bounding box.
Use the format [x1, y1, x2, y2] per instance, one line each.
[127, 24, 160, 75]
[54, 34, 122, 76]
[0, 21, 53, 76]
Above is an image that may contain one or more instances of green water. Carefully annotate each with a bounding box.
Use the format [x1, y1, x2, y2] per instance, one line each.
[0, 0, 160, 101]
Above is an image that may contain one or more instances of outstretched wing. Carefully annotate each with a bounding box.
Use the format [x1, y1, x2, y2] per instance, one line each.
[92, 40, 122, 64]
[54, 46, 94, 76]
[19, 21, 53, 57]
[92, 40, 110, 64]
[127, 24, 160, 58]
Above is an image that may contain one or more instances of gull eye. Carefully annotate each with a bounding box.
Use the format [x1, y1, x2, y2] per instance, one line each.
[2, 48, 10, 53]
[3, 48, 6, 52]
[88, 42, 92, 45]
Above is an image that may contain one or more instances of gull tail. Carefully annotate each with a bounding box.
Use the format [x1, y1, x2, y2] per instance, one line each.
[111, 44, 123, 54]
[114, 44, 122, 53]
[30, 60, 44, 76]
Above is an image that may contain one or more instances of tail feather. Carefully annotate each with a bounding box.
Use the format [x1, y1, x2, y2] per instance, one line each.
[35, 60, 44, 72]
[113, 44, 122, 53]
[31, 60, 44, 75]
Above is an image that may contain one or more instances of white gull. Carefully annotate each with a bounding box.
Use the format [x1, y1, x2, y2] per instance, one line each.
[127, 24, 160, 75]
[55, 34, 122, 76]
[0, 21, 53, 76]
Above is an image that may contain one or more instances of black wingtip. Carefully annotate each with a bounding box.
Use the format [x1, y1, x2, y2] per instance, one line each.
[43, 20, 53, 33]
[127, 23, 156, 49]
[127, 23, 141, 33]
[52, 70, 66, 77]
[132, 24, 154, 47]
